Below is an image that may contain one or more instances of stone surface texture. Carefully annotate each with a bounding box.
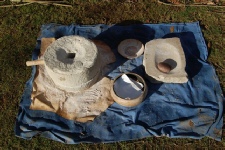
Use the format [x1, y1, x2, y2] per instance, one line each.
[143, 37, 188, 83]
[43, 36, 101, 91]
[30, 39, 116, 122]
[118, 39, 144, 59]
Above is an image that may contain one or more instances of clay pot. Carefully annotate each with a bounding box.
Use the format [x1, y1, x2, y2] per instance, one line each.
[111, 73, 148, 107]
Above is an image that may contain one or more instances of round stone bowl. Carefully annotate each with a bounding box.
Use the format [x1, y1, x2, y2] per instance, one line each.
[118, 39, 144, 59]
[43, 35, 101, 92]
[110, 73, 148, 107]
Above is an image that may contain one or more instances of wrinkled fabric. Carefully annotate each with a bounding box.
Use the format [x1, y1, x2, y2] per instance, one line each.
[15, 22, 224, 143]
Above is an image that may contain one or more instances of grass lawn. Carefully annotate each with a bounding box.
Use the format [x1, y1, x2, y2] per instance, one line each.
[0, 0, 225, 149]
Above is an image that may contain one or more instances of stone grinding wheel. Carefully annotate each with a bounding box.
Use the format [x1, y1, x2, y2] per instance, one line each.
[27, 36, 101, 91]
[45, 36, 101, 91]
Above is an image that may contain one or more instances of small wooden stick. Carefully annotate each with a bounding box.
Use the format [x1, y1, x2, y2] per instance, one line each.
[26, 60, 45, 66]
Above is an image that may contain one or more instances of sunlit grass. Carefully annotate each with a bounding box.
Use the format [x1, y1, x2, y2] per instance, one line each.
[0, 1, 224, 149]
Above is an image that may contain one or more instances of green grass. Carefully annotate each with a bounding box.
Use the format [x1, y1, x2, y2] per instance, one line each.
[0, 0, 225, 149]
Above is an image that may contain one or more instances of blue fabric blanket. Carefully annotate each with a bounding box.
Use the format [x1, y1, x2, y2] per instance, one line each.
[15, 22, 224, 143]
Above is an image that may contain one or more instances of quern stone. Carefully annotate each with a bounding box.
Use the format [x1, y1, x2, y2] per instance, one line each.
[43, 36, 101, 91]
[143, 37, 188, 83]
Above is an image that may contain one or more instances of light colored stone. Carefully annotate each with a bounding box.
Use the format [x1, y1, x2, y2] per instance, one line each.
[43, 35, 101, 91]
[143, 37, 188, 83]
[30, 39, 116, 123]
[118, 39, 144, 59]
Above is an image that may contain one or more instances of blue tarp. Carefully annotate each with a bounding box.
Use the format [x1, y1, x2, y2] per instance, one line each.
[15, 22, 224, 143]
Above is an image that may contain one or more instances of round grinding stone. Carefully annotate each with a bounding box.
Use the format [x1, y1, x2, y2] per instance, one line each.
[44, 35, 101, 91]
[118, 39, 144, 59]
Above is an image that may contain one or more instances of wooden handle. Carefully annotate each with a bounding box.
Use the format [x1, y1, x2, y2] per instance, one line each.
[26, 60, 45, 66]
